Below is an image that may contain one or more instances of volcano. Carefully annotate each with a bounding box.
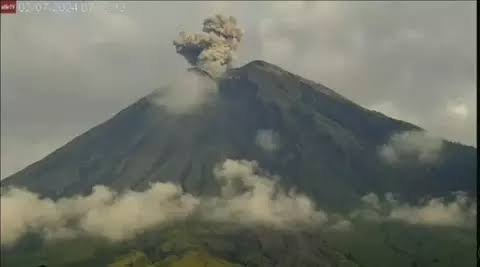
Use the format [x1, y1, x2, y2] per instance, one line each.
[1, 60, 476, 211]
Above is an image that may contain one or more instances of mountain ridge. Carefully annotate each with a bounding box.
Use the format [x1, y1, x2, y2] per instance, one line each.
[2, 60, 476, 211]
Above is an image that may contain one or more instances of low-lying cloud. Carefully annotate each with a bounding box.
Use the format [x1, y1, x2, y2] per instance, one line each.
[3, 159, 473, 247]
[328, 219, 353, 232]
[205, 159, 328, 228]
[1, 159, 328, 247]
[389, 192, 476, 228]
[360, 192, 381, 211]
[1, 183, 198, 245]
[379, 130, 444, 164]
[255, 129, 280, 153]
[351, 192, 476, 228]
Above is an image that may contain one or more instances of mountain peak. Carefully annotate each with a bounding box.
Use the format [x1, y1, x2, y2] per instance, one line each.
[2, 59, 475, 208]
[229, 60, 349, 102]
[235, 59, 304, 80]
[239, 59, 281, 70]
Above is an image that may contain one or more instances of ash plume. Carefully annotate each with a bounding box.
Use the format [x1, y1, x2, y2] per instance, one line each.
[173, 14, 244, 77]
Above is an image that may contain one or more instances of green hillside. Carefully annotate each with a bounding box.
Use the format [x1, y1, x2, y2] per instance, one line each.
[1, 219, 475, 267]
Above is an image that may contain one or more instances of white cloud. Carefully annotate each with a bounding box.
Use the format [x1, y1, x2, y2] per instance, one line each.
[1, 159, 328, 246]
[207, 159, 328, 228]
[379, 130, 444, 164]
[446, 101, 469, 120]
[352, 192, 476, 228]
[255, 129, 280, 153]
[328, 219, 353, 232]
[389, 192, 476, 228]
[4, 160, 473, 247]
[360, 192, 381, 210]
[0, 183, 199, 246]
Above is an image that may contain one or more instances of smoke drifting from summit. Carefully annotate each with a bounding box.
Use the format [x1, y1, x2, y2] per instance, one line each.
[173, 14, 244, 77]
[148, 14, 243, 114]
[149, 70, 218, 114]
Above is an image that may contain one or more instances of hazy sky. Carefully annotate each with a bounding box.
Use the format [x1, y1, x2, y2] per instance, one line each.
[1, 1, 476, 178]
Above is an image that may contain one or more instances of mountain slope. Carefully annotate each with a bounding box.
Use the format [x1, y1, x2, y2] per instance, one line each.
[1, 222, 363, 267]
[2, 60, 476, 210]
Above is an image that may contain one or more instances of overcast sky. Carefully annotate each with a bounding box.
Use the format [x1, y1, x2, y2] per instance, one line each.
[1, 1, 476, 178]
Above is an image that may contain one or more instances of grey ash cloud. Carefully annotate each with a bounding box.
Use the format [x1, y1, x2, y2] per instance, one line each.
[173, 14, 243, 77]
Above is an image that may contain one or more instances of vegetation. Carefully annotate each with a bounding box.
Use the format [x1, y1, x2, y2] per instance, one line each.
[1, 219, 475, 267]
[321, 220, 476, 267]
